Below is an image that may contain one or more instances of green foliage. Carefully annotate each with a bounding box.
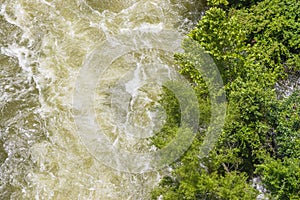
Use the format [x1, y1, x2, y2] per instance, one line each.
[268, 91, 300, 158]
[152, 169, 258, 199]
[207, 0, 229, 6]
[152, 0, 300, 199]
[226, 0, 263, 8]
[255, 92, 300, 199]
[151, 86, 180, 149]
[207, 0, 262, 8]
[256, 157, 300, 199]
[191, 0, 300, 83]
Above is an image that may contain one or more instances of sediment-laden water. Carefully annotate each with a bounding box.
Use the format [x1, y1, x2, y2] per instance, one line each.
[0, 0, 205, 199]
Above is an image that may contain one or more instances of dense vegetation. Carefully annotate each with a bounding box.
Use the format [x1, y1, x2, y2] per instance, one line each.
[151, 0, 300, 199]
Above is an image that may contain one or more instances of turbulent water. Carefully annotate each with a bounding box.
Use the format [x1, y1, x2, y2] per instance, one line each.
[0, 0, 205, 199]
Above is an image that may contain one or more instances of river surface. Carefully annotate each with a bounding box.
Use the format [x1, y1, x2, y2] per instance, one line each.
[0, 0, 205, 199]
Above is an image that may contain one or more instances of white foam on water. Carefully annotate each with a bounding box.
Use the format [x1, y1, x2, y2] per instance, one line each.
[0, 0, 202, 199]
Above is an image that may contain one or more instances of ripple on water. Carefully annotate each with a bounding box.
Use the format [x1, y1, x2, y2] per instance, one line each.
[0, 0, 204, 199]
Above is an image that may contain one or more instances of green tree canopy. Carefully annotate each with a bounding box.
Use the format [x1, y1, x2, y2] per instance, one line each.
[152, 0, 300, 199]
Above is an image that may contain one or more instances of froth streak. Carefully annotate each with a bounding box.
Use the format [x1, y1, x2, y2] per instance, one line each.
[0, 0, 202, 199]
